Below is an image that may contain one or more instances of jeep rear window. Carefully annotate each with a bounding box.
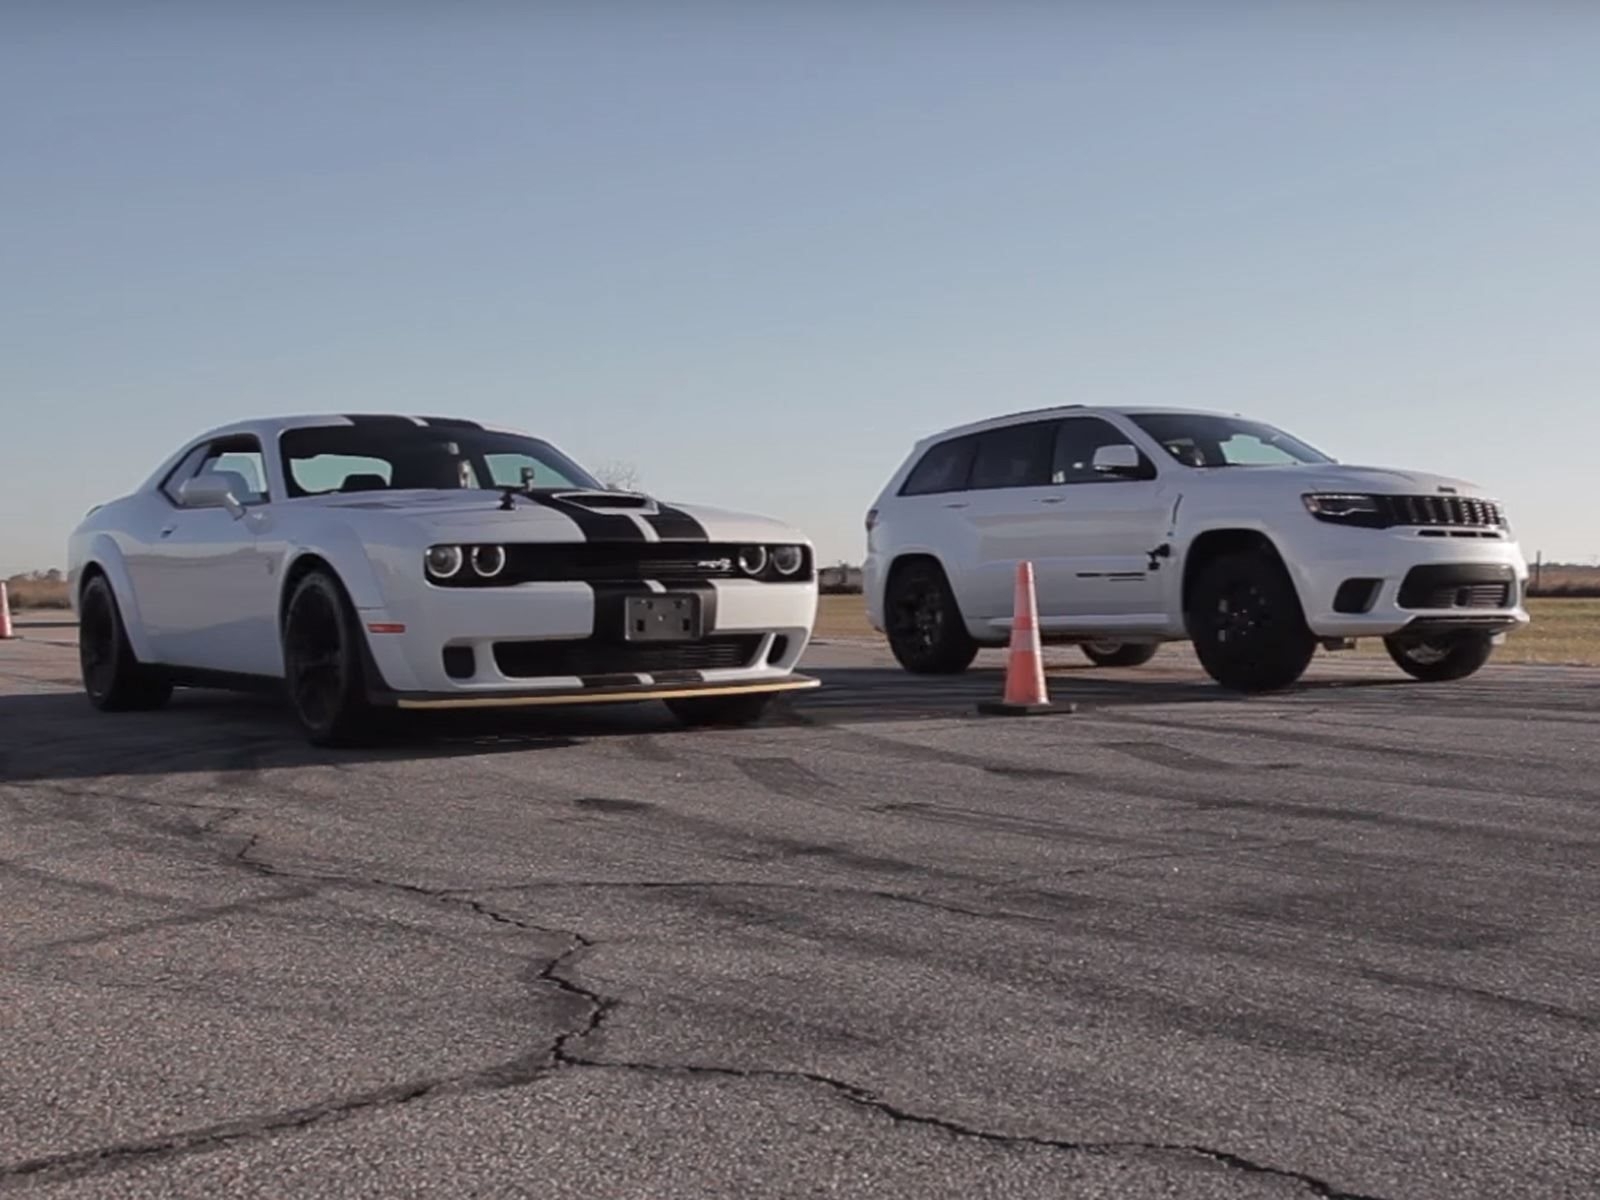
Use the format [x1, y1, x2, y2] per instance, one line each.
[900, 435, 977, 495]
[1128, 413, 1333, 468]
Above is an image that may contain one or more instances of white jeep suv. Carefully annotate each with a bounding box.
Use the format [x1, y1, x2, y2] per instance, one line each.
[864, 406, 1529, 691]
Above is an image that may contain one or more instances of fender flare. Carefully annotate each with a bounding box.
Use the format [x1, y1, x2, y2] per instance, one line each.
[79, 534, 157, 662]
[278, 531, 390, 617]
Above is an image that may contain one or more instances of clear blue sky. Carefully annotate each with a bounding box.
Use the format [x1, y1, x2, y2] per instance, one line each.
[5, 4, 1600, 575]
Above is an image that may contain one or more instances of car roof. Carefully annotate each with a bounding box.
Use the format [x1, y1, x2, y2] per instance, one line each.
[186, 414, 526, 443]
[913, 404, 1239, 447]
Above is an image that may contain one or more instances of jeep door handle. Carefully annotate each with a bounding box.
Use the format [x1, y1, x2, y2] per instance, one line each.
[1036, 497, 1066, 505]
[943, 502, 969, 510]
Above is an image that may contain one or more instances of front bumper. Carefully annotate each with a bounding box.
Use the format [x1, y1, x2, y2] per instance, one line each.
[1285, 528, 1529, 639]
[354, 578, 819, 696]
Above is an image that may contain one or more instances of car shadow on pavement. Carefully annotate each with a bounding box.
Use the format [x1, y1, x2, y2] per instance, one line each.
[0, 667, 1419, 784]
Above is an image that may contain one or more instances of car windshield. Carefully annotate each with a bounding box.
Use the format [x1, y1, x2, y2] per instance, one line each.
[1126, 413, 1333, 468]
[279, 422, 602, 497]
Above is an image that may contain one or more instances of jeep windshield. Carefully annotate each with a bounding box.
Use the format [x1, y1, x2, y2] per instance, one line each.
[279, 423, 603, 497]
[1127, 413, 1333, 469]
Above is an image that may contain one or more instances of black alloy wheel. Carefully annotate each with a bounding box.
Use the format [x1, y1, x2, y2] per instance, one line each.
[1187, 550, 1317, 692]
[78, 574, 172, 711]
[1384, 631, 1496, 682]
[885, 560, 979, 675]
[282, 570, 375, 745]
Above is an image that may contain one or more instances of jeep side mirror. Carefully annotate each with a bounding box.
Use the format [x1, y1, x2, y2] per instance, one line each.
[177, 471, 248, 518]
[1092, 444, 1144, 477]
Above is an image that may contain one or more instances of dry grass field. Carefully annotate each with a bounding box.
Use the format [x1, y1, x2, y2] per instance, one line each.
[815, 593, 1600, 667]
[4, 577, 70, 609]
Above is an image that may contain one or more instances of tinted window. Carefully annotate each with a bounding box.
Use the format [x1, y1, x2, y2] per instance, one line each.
[1053, 418, 1153, 483]
[161, 437, 270, 504]
[900, 436, 976, 496]
[970, 422, 1055, 490]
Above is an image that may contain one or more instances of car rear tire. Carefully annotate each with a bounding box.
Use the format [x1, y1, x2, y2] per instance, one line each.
[1187, 550, 1316, 692]
[282, 569, 378, 746]
[1384, 632, 1495, 682]
[885, 560, 979, 675]
[78, 574, 173, 712]
[1080, 641, 1159, 668]
[667, 692, 773, 728]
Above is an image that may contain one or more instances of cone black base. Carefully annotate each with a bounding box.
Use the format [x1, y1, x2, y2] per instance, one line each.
[976, 700, 1077, 717]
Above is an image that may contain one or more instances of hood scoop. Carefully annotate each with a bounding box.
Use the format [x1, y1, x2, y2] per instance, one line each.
[551, 490, 654, 510]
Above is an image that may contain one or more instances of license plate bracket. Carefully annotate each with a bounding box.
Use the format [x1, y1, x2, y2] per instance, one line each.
[623, 593, 703, 642]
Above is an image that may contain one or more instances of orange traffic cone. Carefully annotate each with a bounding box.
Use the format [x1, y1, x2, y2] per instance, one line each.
[0, 582, 13, 640]
[978, 561, 1074, 716]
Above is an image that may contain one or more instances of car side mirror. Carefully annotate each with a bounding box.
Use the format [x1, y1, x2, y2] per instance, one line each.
[177, 471, 249, 518]
[1092, 444, 1144, 477]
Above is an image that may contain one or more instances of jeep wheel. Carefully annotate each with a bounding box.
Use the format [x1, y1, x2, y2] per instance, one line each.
[1384, 632, 1495, 682]
[885, 560, 979, 675]
[282, 570, 378, 746]
[1187, 550, 1316, 692]
[1081, 641, 1159, 669]
[78, 574, 173, 712]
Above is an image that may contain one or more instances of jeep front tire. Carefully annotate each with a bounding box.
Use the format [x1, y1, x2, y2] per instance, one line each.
[1187, 550, 1316, 692]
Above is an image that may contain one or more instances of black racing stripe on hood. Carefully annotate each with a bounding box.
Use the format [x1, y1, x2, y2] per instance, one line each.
[645, 503, 709, 541]
[519, 490, 645, 541]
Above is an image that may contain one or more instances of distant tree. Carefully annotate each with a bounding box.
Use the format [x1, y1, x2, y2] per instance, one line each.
[593, 460, 642, 492]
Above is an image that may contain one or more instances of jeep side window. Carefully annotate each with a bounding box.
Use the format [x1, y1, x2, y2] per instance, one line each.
[1052, 418, 1154, 483]
[969, 421, 1056, 490]
[900, 435, 978, 495]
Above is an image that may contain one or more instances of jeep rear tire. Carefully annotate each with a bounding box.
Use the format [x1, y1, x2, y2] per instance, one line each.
[1187, 550, 1316, 692]
[885, 560, 979, 675]
[1384, 631, 1495, 682]
[1080, 641, 1159, 668]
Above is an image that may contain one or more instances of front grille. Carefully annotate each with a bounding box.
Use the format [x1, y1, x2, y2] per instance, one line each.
[439, 543, 813, 586]
[493, 636, 763, 678]
[1397, 564, 1516, 610]
[1378, 495, 1503, 529]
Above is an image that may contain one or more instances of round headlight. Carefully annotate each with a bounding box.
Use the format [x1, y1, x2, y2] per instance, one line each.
[426, 545, 463, 580]
[471, 544, 506, 578]
[737, 546, 769, 576]
[771, 545, 805, 576]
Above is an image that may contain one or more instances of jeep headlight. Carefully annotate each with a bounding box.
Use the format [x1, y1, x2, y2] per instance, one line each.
[1303, 494, 1386, 527]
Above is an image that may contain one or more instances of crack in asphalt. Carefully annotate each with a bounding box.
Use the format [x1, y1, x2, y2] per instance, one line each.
[2, 830, 1390, 1199]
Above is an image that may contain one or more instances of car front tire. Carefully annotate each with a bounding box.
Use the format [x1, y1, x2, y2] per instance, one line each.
[78, 574, 173, 712]
[885, 560, 979, 675]
[1080, 641, 1159, 668]
[1384, 632, 1495, 682]
[1187, 550, 1316, 692]
[282, 569, 378, 746]
[667, 692, 773, 728]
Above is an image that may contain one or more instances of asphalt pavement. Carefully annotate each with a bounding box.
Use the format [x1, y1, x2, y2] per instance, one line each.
[2, 626, 1598, 1199]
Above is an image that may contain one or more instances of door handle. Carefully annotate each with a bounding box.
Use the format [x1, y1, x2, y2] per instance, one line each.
[943, 502, 969, 510]
[1036, 497, 1066, 505]
[159, 525, 177, 538]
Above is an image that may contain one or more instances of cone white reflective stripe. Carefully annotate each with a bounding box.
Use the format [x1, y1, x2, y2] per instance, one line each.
[0, 582, 13, 640]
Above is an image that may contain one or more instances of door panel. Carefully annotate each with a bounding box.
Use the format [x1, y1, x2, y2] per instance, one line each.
[1030, 482, 1172, 619]
[144, 507, 284, 675]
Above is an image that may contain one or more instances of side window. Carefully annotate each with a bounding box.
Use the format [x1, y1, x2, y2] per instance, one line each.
[162, 437, 272, 504]
[900, 435, 977, 496]
[1052, 418, 1154, 484]
[159, 444, 211, 504]
[969, 421, 1056, 490]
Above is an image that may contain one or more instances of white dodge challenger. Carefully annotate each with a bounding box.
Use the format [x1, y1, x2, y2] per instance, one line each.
[68, 415, 820, 743]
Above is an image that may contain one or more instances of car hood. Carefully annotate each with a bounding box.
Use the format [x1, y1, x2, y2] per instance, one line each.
[1192, 463, 1493, 498]
[298, 489, 808, 544]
